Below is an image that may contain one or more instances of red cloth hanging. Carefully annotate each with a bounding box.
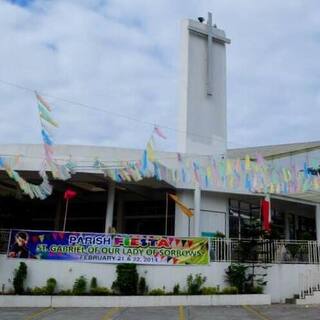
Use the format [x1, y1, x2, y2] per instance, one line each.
[261, 199, 270, 231]
[64, 189, 77, 200]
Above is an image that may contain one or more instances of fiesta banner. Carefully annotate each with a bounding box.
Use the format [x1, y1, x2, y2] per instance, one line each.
[7, 230, 209, 266]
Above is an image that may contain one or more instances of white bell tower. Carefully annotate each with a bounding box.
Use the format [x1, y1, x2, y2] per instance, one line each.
[178, 12, 230, 156]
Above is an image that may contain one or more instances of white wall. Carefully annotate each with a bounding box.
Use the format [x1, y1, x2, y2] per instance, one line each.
[200, 191, 228, 236]
[316, 204, 320, 241]
[0, 255, 228, 294]
[265, 264, 320, 303]
[175, 190, 228, 237]
[178, 19, 229, 156]
[175, 190, 194, 236]
[1, 254, 318, 303]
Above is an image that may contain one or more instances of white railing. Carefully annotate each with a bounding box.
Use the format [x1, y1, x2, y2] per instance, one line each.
[299, 269, 320, 299]
[210, 238, 320, 264]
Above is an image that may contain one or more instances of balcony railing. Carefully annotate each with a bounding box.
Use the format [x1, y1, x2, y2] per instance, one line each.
[210, 238, 320, 264]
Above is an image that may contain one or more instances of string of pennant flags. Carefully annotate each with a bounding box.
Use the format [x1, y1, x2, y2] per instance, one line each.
[36, 92, 71, 181]
[0, 93, 319, 199]
[0, 93, 72, 199]
[0, 157, 52, 199]
[96, 148, 320, 194]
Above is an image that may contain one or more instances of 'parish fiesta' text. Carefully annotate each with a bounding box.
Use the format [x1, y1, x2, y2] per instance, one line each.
[68, 235, 175, 248]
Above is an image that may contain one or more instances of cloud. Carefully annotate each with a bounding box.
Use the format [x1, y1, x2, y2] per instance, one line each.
[0, 0, 319, 153]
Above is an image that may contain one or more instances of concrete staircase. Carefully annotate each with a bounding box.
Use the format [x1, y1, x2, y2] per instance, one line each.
[286, 291, 320, 304]
[286, 269, 320, 304]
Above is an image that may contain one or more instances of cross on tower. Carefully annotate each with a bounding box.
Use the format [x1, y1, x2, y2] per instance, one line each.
[188, 12, 230, 96]
[207, 12, 214, 95]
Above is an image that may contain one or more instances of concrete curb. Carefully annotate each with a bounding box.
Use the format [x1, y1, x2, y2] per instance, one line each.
[0, 294, 271, 307]
[0, 295, 51, 307]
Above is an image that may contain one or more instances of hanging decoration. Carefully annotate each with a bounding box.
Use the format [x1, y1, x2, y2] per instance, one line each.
[261, 197, 271, 231]
[63, 188, 77, 231]
[36, 92, 71, 180]
[0, 157, 52, 200]
[93, 151, 320, 197]
[0, 93, 73, 200]
[169, 194, 193, 217]
[154, 125, 167, 139]
[1, 91, 319, 200]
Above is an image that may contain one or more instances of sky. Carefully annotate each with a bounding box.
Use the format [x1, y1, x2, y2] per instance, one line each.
[1, 0, 320, 152]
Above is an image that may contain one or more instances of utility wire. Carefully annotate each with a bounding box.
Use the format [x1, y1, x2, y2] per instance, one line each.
[0, 79, 247, 148]
[0, 150, 223, 164]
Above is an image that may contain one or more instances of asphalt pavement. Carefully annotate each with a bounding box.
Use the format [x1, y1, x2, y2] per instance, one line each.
[1, 304, 320, 320]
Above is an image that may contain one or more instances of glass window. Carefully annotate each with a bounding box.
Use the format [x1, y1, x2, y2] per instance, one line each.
[229, 199, 262, 239]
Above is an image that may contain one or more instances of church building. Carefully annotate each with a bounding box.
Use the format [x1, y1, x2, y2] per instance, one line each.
[0, 13, 319, 303]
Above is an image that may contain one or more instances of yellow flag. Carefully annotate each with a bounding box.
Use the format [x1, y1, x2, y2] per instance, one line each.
[146, 141, 155, 161]
[169, 194, 194, 218]
[245, 155, 251, 171]
[226, 159, 233, 175]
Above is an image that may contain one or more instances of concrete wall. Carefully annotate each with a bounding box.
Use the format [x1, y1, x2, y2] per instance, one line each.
[201, 191, 228, 236]
[0, 294, 271, 307]
[264, 264, 320, 303]
[175, 190, 194, 236]
[1, 254, 319, 303]
[175, 190, 228, 237]
[0, 255, 228, 293]
[178, 19, 228, 156]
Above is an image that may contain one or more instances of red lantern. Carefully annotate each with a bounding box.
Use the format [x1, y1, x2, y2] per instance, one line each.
[63, 189, 77, 232]
[64, 189, 77, 200]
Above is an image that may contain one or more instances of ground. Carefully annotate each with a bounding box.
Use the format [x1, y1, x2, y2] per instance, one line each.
[1, 305, 320, 320]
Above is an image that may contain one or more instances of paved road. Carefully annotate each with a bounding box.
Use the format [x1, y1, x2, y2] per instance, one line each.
[1, 305, 320, 320]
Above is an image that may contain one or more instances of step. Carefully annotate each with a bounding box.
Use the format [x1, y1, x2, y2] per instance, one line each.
[289, 294, 320, 305]
[285, 298, 296, 304]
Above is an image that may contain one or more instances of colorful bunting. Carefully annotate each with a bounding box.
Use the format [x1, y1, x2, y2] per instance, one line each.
[0, 157, 52, 199]
[1, 90, 319, 201]
[35, 93, 71, 181]
[93, 151, 320, 197]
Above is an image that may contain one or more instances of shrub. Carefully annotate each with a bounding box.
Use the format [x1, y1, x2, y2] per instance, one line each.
[13, 262, 27, 294]
[25, 287, 32, 295]
[201, 286, 219, 295]
[247, 286, 264, 294]
[46, 278, 57, 295]
[58, 289, 72, 296]
[225, 264, 247, 294]
[186, 273, 206, 295]
[31, 286, 47, 295]
[72, 276, 87, 295]
[215, 232, 225, 238]
[90, 277, 98, 291]
[138, 277, 148, 295]
[149, 288, 166, 296]
[90, 287, 111, 296]
[222, 286, 238, 294]
[112, 264, 138, 295]
[173, 284, 180, 295]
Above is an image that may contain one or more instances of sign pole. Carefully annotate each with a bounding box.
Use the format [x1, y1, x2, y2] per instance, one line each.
[165, 192, 168, 235]
[188, 216, 191, 237]
[63, 198, 69, 232]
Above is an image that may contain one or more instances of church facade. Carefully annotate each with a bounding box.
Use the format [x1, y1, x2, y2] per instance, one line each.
[0, 14, 319, 303]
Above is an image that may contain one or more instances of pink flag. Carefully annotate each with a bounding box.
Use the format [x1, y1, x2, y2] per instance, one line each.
[154, 126, 167, 139]
[256, 152, 265, 167]
[44, 144, 54, 161]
